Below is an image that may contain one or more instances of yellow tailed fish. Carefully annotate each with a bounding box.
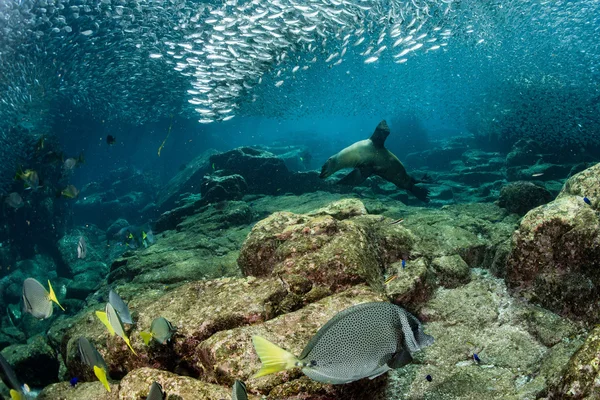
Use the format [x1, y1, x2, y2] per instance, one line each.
[47, 280, 65, 311]
[93, 365, 111, 392]
[97, 303, 137, 355]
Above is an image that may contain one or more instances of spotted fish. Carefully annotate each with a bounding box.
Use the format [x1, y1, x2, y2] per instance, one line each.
[252, 302, 433, 384]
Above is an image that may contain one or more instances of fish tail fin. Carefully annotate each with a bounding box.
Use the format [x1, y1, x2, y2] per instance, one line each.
[47, 280, 65, 311]
[140, 331, 153, 346]
[95, 311, 115, 335]
[93, 365, 111, 392]
[251, 335, 299, 378]
[124, 336, 137, 355]
[9, 389, 21, 400]
[78, 152, 85, 164]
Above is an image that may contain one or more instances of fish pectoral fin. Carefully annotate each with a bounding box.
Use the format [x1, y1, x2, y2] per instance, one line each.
[251, 335, 299, 378]
[47, 280, 65, 311]
[93, 365, 111, 392]
[387, 349, 413, 369]
[95, 311, 116, 336]
[337, 167, 373, 186]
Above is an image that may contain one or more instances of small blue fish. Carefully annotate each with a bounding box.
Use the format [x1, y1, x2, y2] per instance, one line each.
[70, 377, 79, 387]
[584, 197, 591, 205]
[426, 374, 432, 382]
[401, 259, 406, 269]
[473, 353, 481, 363]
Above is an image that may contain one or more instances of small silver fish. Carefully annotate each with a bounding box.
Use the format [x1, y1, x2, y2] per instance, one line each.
[77, 236, 87, 259]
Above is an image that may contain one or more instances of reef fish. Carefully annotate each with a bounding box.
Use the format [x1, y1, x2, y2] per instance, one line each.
[252, 302, 433, 384]
[96, 302, 137, 355]
[77, 236, 87, 259]
[140, 317, 177, 345]
[0, 353, 30, 400]
[108, 289, 133, 324]
[147, 381, 166, 400]
[77, 337, 111, 392]
[232, 380, 248, 400]
[22, 278, 65, 319]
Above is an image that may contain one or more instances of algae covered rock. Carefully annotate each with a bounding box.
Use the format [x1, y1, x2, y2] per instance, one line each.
[430, 254, 471, 288]
[506, 171, 600, 322]
[551, 325, 600, 399]
[1, 335, 59, 387]
[38, 381, 117, 400]
[238, 199, 414, 294]
[200, 173, 248, 204]
[118, 367, 233, 399]
[497, 181, 553, 215]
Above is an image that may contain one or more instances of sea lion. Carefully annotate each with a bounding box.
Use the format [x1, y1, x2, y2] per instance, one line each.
[319, 120, 430, 202]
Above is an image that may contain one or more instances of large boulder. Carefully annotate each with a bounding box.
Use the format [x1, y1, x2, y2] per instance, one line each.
[200, 174, 248, 204]
[497, 181, 553, 215]
[550, 326, 600, 399]
[210, 147, 290, 195]
[1, 335, 59, 387]
[506, 162, 600, 322]
[156, 149, 217, 211]
[238, 199, 415, 297]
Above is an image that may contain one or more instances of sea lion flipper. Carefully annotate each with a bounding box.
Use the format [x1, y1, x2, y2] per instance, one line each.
[370, 120, 390, 148]
[337, 167, 373, 186]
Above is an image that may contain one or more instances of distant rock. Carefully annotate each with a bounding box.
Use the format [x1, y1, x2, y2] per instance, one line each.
[200, 173, 248, 204]
[505, 139, 543, 167]
[156, 149, 217, 211]
[497, 181, 554, 215]
[210, 147, 289, 195]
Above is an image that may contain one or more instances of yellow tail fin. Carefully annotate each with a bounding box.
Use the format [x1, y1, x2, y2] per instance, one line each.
[123, 336, 137, 355]
[47, 280, 65, 311]
[94, 365, 111, 392]
[9, 389, 21, 400]
[95, 311, 115, 336]
[140, 331, 153, 346]
[251, 335, 299, 378]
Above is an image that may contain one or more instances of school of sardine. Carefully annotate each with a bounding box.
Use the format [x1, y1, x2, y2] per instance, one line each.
[0, 0, 598, 176]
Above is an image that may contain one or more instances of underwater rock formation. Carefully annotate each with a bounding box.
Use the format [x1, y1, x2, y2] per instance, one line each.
[200, 174, 248, 204]
[551, 326, 600, 399]
[6, 194, 580, 399]
[497, 181, 553, 215]
[506, 162, 600, 322]
[210, 147, 290, 195]
[156, 149, 217, 211]
[1, 335, 59, 387]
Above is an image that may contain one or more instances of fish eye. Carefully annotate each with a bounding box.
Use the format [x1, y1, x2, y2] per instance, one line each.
[309, 360, 317, 367]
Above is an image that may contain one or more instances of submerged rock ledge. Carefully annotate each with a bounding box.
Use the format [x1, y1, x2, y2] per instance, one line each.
[21, 193, 584, 399]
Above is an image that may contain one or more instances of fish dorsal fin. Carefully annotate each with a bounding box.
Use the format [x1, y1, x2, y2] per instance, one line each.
[369, 120, 390, 149]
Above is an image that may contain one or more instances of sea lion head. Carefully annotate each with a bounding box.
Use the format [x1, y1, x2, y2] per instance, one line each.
[320, 157, 337, 179]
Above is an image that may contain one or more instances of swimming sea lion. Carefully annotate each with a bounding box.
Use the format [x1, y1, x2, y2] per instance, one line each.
[319, 120, 430, 202]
